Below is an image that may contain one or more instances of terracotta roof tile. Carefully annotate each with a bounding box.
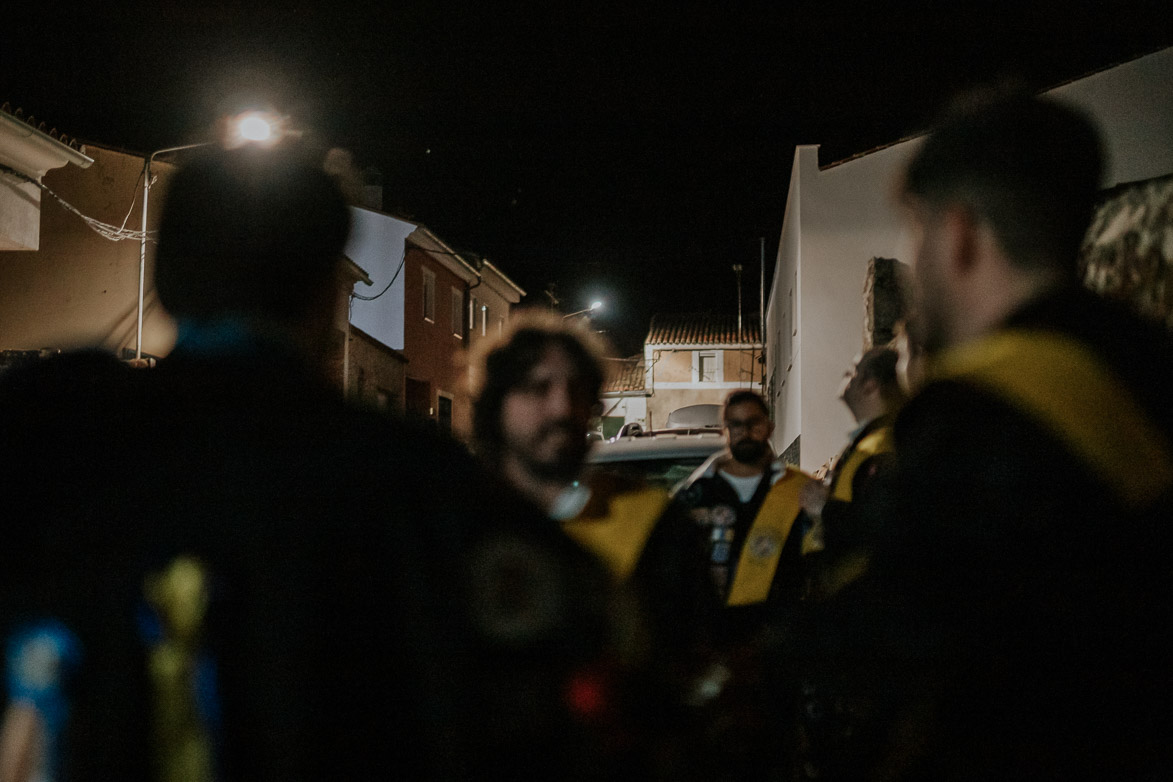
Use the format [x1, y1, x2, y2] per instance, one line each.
[603, 356, 645, 393]
[646, 312, 761, 346]
[0, 102, 86, 150]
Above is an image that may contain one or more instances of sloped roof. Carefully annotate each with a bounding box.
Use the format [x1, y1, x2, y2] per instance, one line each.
[602, 356, 646, 393]
[646, 312, 761, 346]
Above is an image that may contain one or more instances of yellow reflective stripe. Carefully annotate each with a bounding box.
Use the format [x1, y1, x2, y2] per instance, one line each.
[931, 330, 1173, 511]
[145, 556, 215, 782]
[727, 468, 811, 607]
[829, 427, 894, 503]
[822, 551, 870, 598]
[562, 487, 670, 581]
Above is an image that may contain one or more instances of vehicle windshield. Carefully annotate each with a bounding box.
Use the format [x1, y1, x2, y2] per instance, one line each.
[587, 456, 711, 491]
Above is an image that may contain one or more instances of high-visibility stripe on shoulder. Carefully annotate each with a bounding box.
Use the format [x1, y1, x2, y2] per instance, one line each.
[726, 467, 811, 606]
[829, 426, 895, 503]
[562, 487, 670, 581]
[929, 329, 1173, 511]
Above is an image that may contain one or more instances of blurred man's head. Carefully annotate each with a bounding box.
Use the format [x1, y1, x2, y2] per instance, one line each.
[155, 144, 350, 331]
[838, 347, 906, 423]
[723, 390, 774, 467]
[899, 90, 1103, 353]
[472, 312, 607, 490]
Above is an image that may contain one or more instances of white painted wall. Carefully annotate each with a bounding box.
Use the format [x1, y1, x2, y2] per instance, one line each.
[768, 152, 804, 457]
[792, 141, 921, 470]
[0, 180, 41, 252]
[1052, 47, 1173, 188]
[601, 394, 648, 430]
[768, 46, 1173, 473]
[345, 207, 416, 351]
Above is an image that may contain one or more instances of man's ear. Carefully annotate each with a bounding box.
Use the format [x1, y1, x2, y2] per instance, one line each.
[941, 204, 981, 276]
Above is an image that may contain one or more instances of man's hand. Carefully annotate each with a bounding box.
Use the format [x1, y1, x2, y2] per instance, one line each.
[799, 479, 829, 519]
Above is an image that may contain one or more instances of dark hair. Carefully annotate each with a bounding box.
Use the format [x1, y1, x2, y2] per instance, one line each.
[471, 311, 608, 458]
[902, 89, 1103, 274]
[155, 144, 351, 321]
[724, 389, 769, 418]
[855, 347, 903, 400]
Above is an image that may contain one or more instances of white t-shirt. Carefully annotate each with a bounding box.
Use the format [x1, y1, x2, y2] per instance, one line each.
[718, 470, 765, 503]
[550, 480, 592, 521]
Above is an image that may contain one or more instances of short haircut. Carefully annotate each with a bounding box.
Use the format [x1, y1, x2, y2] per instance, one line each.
[155, 144, 351, 321]
[855, 347, 903, 399]
[902, 89, 1103, 274]
[471, 310, 608, 458]
[724, 389, 769, 419]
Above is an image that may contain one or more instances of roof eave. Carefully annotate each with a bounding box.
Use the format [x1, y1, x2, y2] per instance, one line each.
[0, 110, 94, 178]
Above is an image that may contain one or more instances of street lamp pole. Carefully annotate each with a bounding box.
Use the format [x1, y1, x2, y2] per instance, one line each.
[134, 112, 277, 359]
[136, 142, 211, 360]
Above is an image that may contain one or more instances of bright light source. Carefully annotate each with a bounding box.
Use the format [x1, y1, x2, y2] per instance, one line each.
[238, 114, 272, 142]
[590, 301, 603, 311]
[222, 111, 285, 148]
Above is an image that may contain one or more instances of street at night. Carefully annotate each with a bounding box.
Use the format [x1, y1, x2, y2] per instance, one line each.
[3, 3, 1173, 780]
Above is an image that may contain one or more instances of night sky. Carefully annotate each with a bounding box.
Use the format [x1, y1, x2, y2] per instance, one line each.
[5, 1, 1173, 354]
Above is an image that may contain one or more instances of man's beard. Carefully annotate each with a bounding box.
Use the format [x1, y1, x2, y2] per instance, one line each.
[730, 438, 769, 465]
[511, 420, 588, 482]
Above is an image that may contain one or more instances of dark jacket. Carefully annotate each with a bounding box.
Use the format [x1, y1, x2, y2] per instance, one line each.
[0, 343, 616, 780]
[804, 287, 1173, 779]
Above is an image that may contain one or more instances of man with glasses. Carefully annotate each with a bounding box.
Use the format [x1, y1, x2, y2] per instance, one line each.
[677, 390, 811, 623]
[675, 390, 811, 776]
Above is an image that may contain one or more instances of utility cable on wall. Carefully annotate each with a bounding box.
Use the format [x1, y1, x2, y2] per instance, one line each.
[0, 163, 150, 243]
[350, 253, 407, 301]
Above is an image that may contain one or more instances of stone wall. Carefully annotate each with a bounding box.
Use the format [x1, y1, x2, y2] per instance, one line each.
[863, 256, 908, 349]
[1080, 173, 1173, 329]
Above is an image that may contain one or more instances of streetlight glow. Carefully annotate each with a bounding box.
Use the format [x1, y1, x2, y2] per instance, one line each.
[221, 110, 286, 149]
[237, 114, 273, 141]
[589, 301, 603, 311]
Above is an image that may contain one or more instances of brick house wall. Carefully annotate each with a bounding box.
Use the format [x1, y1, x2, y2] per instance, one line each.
[402, 242, 472, 435]
[346, 325, 407, 413]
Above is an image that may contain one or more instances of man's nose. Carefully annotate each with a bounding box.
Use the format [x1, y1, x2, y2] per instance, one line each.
[544, 381, 574, 416]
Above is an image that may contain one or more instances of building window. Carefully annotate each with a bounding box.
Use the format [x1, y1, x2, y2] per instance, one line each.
[699, 353, 717, 382]
[693, 350, 722, 382]
[422, 267, 436, 322]
[451, 287, 463, 338]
